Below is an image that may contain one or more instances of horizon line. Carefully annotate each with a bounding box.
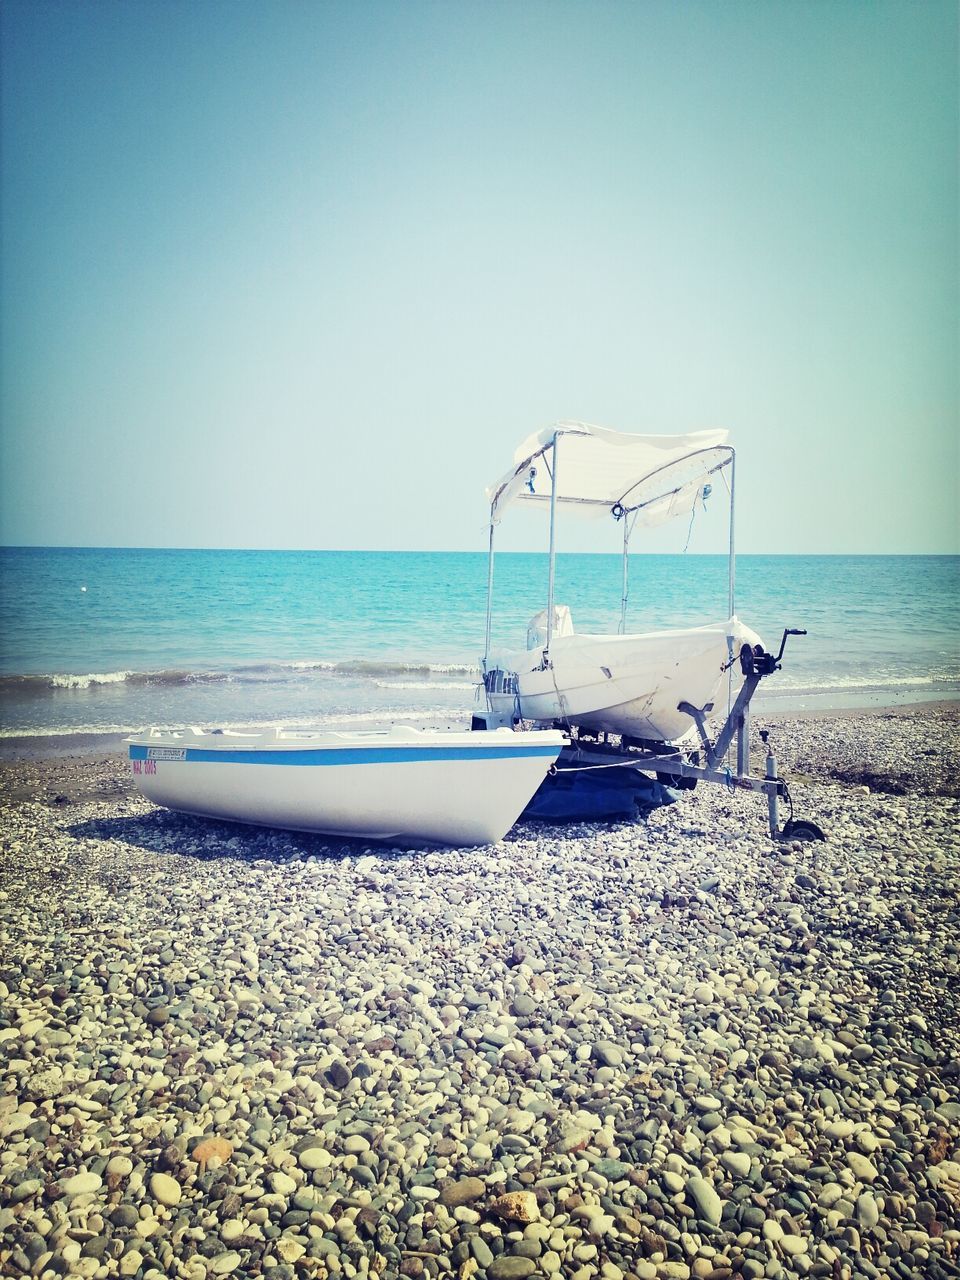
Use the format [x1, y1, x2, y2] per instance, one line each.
[2, 544, 958, 557]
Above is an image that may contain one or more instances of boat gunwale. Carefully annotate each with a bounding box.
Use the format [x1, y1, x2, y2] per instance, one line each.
[128, 737, 565, 767]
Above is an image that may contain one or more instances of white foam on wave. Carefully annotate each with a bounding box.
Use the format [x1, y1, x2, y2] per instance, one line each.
[0, 722, 140, 739]
[289, 659, 479, 677]
[0, 705, 468, 740]
[375, 680, 478, 691]
[222, 708, 467, 733]
[775, 672, 955, 692]
[49, 671, 133, 690]
[5, 658, 484, 693]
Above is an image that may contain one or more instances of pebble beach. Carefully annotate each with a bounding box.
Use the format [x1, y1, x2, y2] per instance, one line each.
[1, 706, 959, 1280]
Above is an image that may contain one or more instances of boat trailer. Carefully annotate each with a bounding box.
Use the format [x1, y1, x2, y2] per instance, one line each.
[476, 628, 826, 841]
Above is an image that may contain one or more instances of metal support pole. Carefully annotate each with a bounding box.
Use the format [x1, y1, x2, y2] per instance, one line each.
[727, 450, 736, 619]
[713, 673, 757, 761]
[677, 700, 716, 761]
[619, 519, 629, 634]
[544, 433, 560, 661]
[765, 742, 779, 838]
[483, 518, 495, 671]
[736, 703, 751, 777]
[724, 450, 738, 749]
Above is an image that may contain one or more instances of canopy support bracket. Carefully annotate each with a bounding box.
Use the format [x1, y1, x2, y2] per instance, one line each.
[544, 432, 560, 664]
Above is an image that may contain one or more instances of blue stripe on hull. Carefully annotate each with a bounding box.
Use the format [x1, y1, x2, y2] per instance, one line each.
[129, 744, 559, 766]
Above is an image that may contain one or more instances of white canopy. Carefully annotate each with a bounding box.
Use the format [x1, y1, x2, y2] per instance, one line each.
[487, 421, 733, 529]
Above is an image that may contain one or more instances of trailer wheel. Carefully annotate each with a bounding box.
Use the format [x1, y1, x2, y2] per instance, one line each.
[781, 818, 825, 842]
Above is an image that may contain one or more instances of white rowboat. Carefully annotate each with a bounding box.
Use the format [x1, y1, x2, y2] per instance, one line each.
[128, 724, 566, 846]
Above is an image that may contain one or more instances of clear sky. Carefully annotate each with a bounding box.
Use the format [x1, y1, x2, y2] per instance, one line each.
[1, 0, 956, 554]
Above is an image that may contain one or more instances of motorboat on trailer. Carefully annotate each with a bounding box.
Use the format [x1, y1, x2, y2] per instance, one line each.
[478, 421, 762, 744]
[127, 724, 565, 846]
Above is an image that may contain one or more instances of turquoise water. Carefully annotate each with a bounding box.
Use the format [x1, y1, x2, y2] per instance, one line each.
[0, 548, 957, 736]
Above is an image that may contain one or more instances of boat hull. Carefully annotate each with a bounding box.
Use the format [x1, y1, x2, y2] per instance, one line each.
[487, 618, 762, 742]
[128, 726, 566, 846]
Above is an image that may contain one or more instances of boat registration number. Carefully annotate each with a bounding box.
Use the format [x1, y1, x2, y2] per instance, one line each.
[146, 747, 187, 761]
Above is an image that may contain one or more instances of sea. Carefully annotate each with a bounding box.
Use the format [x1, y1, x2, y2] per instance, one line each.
[0, 548, 957, 747]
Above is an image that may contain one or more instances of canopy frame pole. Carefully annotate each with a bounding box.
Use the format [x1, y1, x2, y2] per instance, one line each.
[619, 518, 630, 634]
[544, 432, 560, 663]
[483, 517, 495, 671]
[727, 450, 736, 618]
[724, 449, 737, 744]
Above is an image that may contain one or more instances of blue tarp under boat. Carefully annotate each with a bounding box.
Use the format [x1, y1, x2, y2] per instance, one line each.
[522, 765, 676, 822]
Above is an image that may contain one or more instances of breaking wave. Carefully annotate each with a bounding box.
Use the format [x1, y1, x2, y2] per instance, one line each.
[319, 660, 479, 678]
[770, 673, 957, 693]
[375, 680, 478, 691]
[0, 658, 481, 695]
[0, 706, 471, 741]
[0, 669, 231, 693]
[50, 671, 133, 689]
